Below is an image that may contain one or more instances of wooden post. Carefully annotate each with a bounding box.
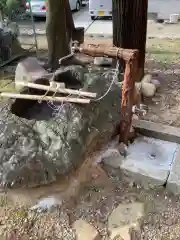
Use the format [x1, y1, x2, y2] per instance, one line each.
[73, 44, 139, 146]
[74, 44, 138, 61]
[119, 57, 138, 145]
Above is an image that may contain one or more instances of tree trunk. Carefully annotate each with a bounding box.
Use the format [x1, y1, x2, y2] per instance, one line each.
[0, 10, 4, 29]
[112, 0, 148, 81]
[46, 0, 73, 70]
[65, 0, 75, 41]
[46, 0, 85, 71]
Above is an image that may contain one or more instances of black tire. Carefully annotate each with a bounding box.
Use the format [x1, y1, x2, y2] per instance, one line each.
[0, 46, 11, 62]
[33, 16, 38, 21]
[91, 16, 95, 20]
[33, 16, 45, 21]
[76, 1, 81, 11]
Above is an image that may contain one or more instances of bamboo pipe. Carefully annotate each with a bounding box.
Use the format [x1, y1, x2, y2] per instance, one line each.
[73, 44, 138, 61]
[16, 81, 97, 98]
[0, 92, 90, 104]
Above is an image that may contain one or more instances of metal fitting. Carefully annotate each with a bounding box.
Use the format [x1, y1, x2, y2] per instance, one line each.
[132, 104, 148, 116]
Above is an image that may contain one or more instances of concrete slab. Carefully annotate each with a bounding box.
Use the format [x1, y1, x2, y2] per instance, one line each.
[85, 20, 112, 38]
[85, 20, 180, 39]
[166, 147, 180, 195]
[121, 137, 178, 189]
[100, 136, 178, 189]
[132, 120, 180, 144]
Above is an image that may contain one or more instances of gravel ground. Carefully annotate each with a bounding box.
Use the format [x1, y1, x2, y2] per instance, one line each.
[1, 175, 180, 240]
[62, 172, 180, 240]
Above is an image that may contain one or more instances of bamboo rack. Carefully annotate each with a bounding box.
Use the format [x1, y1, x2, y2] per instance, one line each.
[0, 92, 90, 104]
[16, 81, 97, 98]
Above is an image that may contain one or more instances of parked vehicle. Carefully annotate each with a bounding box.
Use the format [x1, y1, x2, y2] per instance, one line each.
[81, 0, 88, 6]
[26, 0, 81, 17]
[89, 0, 112, 20]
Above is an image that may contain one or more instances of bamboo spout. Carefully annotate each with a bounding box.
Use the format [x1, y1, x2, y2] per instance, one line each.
[74, 43, 138, 61]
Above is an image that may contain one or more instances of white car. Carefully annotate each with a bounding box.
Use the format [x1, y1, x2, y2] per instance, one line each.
[81, 0, 88, 6]
[89, 0, 112, 20]
[26, 0, 82, 17]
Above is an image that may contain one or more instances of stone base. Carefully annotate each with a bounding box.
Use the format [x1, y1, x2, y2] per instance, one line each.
[121, 137, 178, 189]
[100, 136, 178, 189]
[0, 64, 121, 188]
[166, 147, 180, 195]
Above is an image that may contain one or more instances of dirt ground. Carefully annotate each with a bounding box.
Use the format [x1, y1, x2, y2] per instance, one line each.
[0, 34, 180, 239]
[1, 155, 180, 240]
[144, 40, 180, 127]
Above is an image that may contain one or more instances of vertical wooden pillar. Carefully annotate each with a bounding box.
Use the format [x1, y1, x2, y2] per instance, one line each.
[119, 57, 138, 145]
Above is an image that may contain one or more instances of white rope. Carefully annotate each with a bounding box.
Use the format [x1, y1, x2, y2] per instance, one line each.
[80, 60, 120, 102]
[46, 60, 120, 116]
[38, 44, 121, 116]
[93, 61, 120, 101]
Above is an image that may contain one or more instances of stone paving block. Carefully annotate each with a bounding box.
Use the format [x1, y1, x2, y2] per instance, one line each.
[132, 119, 180, 144]
[121, 137, 178, 189]
[108, 202, 144, 240]
[72, 219, 101, 240]
[166, 147, 180, 195]
[101, 137, 178, 189]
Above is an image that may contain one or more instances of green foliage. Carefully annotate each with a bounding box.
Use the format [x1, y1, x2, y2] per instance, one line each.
[6, 0, 19, 19]
[0, 0, 19, 19]
[6, 0, 18, 11]
[0, 0, 7, 11]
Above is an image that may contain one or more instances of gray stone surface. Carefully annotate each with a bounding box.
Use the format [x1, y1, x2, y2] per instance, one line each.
[108, 202, 144, 229]
[166, 147, 180, 195]
[101, 136, 178, 189]
[99, 148, 122, 169]
[121, 137, 178, 189]
[30, 196, 62, 212]
[72, 219, 101, 240]
[0, 65, 121, 188]
[107, 202, 144, 240]
[15, 57, 47, 91]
